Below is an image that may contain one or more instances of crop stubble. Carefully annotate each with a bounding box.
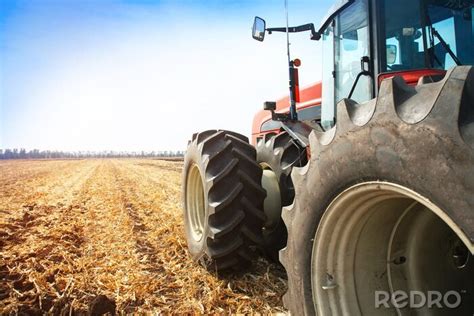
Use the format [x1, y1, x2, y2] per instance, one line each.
[0, 159, 286, 314]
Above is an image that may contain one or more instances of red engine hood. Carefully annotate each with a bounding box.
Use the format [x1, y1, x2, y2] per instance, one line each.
[251, 68, 447, 145]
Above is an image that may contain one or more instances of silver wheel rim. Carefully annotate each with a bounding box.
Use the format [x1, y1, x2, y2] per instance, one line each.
[260, 164, 282, 230]
[186, 164, 205, 242]
[311, 181, 474, 315]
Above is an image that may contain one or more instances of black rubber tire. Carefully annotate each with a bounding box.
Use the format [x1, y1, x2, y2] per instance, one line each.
[280, 66, 474, 315]
[182, 130, 266, 272]
[256, 131, 307, 257]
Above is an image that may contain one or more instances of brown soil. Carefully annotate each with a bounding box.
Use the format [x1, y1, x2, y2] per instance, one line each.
[0, 159, 286, 314]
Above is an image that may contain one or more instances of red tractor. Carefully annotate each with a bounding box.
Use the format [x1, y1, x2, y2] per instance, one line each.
[182, 0, 474, 314]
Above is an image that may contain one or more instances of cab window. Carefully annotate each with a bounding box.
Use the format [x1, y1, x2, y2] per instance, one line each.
[334, 0, 372, 103]
[382, 0, 474, 71]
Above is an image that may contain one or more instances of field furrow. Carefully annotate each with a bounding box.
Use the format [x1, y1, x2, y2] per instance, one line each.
[0, 159, 286, 314]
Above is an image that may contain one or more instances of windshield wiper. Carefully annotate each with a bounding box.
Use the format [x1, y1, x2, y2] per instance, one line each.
[430, 26, 462, 66]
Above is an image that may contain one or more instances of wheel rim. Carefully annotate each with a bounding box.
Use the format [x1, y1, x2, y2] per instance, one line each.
[260, 164, 282, 230]
[186, 164, 205, 242]
[311, 182, 474, 315]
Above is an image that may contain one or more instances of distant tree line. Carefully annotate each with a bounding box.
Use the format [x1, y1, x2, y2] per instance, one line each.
[0, 148, 185, 160]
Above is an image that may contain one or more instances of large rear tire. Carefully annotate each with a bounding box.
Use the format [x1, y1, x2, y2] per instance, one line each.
[183, 130, 266, 271]
[280, 67, 474, 315]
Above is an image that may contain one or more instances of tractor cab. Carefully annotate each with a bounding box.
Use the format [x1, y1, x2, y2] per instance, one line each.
[320, 0, 474, 128]
[252, 0, 474, 132]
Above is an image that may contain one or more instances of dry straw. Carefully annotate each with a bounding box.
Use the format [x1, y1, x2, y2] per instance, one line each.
[0, 159, 287, 314]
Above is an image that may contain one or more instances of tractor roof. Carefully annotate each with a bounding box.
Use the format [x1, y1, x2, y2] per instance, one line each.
[318, 0, 354, 33]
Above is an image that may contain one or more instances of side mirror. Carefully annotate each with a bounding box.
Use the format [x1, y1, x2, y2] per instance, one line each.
[386, 44, 397, 64]
[252, 17, 266, 42]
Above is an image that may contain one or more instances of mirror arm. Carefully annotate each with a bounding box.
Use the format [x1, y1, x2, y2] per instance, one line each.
[266, 23, 320, 40]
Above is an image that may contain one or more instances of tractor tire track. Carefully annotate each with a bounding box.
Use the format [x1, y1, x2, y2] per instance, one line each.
[110, 162, 165, 273]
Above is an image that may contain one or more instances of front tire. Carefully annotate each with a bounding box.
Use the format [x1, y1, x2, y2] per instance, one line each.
[182, 130, 266, 271]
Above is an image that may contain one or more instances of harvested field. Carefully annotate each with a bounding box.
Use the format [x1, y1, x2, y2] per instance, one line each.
[0, 159, 286, 314]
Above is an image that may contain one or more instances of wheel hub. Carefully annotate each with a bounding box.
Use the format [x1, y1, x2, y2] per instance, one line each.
[311, 182, 474, 315]
[261, 167, 282, 230]
[185, 164, 205, 242]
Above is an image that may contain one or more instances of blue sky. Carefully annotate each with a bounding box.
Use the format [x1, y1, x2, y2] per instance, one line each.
[0, 0, 333, 151]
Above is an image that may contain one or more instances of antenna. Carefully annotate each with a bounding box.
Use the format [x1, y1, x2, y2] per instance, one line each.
[285, 0, 291, 64]
[285, 0, 298, 121]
